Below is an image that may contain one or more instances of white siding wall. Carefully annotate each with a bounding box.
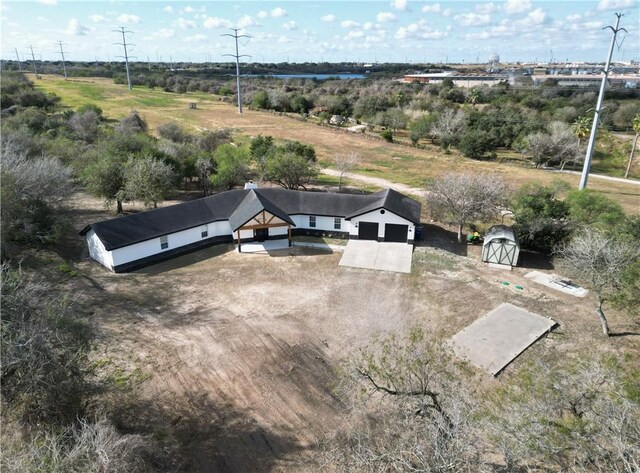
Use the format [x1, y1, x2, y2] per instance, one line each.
[291, 215, 350, 233]
[350, 210, 415, 240]
[111, 220, 233, 267]
[270, 226, 288, 236]
[86, 229, 114, 269]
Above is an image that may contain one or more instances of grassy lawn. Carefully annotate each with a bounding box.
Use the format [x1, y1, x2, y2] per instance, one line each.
[32, 74, 640, 214]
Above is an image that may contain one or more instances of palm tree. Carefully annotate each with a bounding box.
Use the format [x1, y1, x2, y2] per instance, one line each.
[624, 113, 640, 179]
[467, 88, 480, 109]
[569, 115, 591, 171]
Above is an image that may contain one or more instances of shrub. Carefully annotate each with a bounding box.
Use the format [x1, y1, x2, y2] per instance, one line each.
[380, 129, 393, 142]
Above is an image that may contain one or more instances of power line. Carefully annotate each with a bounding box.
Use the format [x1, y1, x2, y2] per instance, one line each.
[114, 26, 134, 91]
[56, 40, 68, 79]
[579, 13, 627, 191]
[222, 28, 251, 114]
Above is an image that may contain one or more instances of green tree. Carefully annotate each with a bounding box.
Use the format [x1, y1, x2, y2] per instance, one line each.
[458, 129, 495, 160]
[266, 151, 318, 190]
[572, 115, 591, 150]
[210, 144, 251, 190]
[566, 189, 625, 229]
[122, 156, 177, 208]
[81, 155, 127, 213]
[466, 88, 480, 109]
[251, 90, 270, 109]
[250, 135, 275, 182]
[511, 183, 572, 253]
[409, 114, 437, 144]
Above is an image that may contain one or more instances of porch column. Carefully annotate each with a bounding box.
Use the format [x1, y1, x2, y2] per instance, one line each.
[237, 230, 241, 253]
[288, 225, 292, 247]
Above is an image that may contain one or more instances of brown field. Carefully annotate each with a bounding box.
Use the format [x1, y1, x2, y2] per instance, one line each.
[32, 74, 640, 214]
[35, 192, 639, 472]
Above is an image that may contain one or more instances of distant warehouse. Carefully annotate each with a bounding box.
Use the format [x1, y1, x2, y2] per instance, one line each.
[403, 73, 509, 88]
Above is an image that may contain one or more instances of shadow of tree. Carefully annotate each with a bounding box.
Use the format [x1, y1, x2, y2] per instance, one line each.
[518, 250, 555, 270]
[416, 223, 468, 257]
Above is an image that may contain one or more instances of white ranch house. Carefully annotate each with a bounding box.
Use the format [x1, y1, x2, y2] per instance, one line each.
[81, 187, 422, 272]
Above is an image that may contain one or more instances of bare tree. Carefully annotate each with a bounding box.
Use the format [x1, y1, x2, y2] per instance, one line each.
[624, 113, 640, 179]
[427, 173, 508, 243]
[194, 156, 216, 196]
[430, 108, 467, 151]
[555, 228, 640, 336]
[122, 156, 177, 209]
[323, 328, 480, 472]
[526, 121, 580, 170]
[332, 152, 360, 191]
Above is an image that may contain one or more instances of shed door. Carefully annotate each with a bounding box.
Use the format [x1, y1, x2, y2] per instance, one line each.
[486, 240, 517, 266]
[358, 222, 379, 241]
[384, 224, 408, 243]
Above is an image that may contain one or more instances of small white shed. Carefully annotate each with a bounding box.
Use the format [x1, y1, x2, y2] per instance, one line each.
[482, 225, 520, 267]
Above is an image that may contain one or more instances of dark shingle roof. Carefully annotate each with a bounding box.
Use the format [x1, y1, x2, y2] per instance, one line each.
[82, 187, 421, 251]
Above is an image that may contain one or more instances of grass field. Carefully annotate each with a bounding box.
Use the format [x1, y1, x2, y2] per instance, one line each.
[32, 74, 640, 214]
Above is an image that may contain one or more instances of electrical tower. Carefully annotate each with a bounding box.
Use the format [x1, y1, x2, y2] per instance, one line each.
[14, 48, 23, 72]
[114, 26, 134, 91]
[579, 13, 627, 190]
[57, 41, 68, 79]
[28, 45, 39, 78]
[222, 28, 251, 113]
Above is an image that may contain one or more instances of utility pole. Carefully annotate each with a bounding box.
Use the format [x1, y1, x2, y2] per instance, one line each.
[28, 45, 39, 78]
[579, 13, 626, 190]
[114, 26, 134, 90]
[222, 28, 251, 113]
[14, 47, 23, 71]
[56, 41, 68, 79]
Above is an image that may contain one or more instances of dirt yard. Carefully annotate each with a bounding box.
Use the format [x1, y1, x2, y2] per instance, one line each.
[39, 193, 639, 472]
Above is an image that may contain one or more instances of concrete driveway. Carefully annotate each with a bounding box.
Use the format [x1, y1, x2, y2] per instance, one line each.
[339, 240, 413, 273]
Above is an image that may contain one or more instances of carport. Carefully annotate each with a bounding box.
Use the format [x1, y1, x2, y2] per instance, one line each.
[339, 240, 413, 273]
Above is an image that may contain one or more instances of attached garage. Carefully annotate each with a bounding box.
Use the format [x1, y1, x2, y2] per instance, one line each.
[384, 223, 409, 243]
[358, 222, 379, 240]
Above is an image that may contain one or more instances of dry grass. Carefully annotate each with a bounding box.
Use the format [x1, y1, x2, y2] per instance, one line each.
[32, 74, 640, 214]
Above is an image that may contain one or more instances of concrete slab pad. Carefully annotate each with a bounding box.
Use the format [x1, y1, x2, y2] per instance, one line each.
[524, 271, 588, 297]
[339, 240, 413, 273]
[237, 240, 289, 254]
[449, 303, 556, 376]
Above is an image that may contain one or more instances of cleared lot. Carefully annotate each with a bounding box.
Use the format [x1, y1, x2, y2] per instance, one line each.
[53, 193, 639, 472]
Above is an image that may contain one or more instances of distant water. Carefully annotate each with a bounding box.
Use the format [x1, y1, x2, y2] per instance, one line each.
[250, 73, 367, 80]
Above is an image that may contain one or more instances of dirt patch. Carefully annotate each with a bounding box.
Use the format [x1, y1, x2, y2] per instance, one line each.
[39, 192, 640, 471]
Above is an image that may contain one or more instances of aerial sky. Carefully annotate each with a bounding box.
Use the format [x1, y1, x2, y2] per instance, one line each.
[2, 0, 638, 65]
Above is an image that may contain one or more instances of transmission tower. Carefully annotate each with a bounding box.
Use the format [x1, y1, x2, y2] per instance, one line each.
[56, 40, 68, 79]
[14, 48, 23, 71]
[579, 13, 627, 190]
[222, 28, 251, 113]
[28, 45, 39, 77]
[114, 26, 134, 90]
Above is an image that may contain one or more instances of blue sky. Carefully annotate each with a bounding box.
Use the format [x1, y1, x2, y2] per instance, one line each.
[2, 1, 638, 64]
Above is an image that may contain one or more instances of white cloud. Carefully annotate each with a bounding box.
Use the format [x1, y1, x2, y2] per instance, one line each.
[504, 0, 531, 14]
[465, 23, 516, 40]
[89, 14, 107, 23]
[391, 0, 408, 11]
[442, 8, 453, 16]
[363, 21, 374, 30]
[182, 6, 205, 14]
[38, 0, 57, 5]
[376, 12, 396, 22]
[456, 12, 491, 26]
[567, 13, 582, 21]
[145, 28, 175, 40]
[257, 10, 269, 19]
[597, 0, 637, 10]
[237, 15, 258, 28]
[346, 30, 365, 39]
[476, 2, 500, 14]
[277, 35, 290, 43]
[321, 14, 336, 22]
[184, 34, 207, 42]
[395, 20, 447, 40]
[65, 18, 89, 35]
[421, 3, 441, 13]
[524, 7, 546, 25]
[163, 6, 173, 13]
[203, 16, 231, 28]
[341, 20, 360, 28]
[283, 20, 297, 30]
[174, 17, 196, 29]
[583, 21, 604, 28]
[117, 14, 140, 24]
[270, 7, 287, 17]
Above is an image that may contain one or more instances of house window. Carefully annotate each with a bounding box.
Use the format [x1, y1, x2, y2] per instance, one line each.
[334, 217, 341, 230]
[309, 216, 316, 228]
[160, 235, 168, 250]
[201, 226, 208, 238]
